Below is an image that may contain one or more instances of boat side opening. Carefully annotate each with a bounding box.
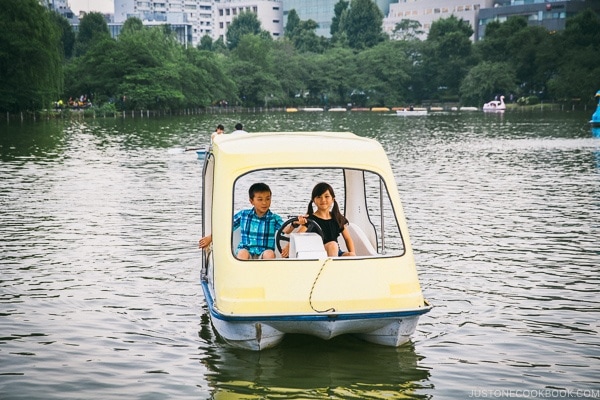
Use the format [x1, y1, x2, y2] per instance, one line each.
[229, 167, 407, 260]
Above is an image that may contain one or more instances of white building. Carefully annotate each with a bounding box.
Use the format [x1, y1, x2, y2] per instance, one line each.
[383, 0, 495, 41]
[213, 0, 283, 43]
[113, 0, 282, 47]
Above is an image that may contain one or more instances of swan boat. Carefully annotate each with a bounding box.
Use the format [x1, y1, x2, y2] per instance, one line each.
[200, 132, 431, 350]
[483, 96, 506, 112]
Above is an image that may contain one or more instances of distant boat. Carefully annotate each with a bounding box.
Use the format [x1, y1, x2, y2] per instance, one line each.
[590, 90, 600, 126]
[302, 107, 324, 112]
[483, 96, 506, 112]
[371, 107, 390, 112]
[328, 107, 347, 112]
[286, 108, 298, 113]
[396, 108, 428, 116]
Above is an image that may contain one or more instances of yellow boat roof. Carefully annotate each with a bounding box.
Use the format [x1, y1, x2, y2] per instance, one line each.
[212, 131, 389, 173]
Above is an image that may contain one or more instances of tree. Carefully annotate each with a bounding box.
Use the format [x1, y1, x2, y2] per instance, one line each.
[460, 62, 516, 106]
[391, 19, 424, 41]
[121, 17, 144, 35]
[226, 12, 264, 50]
[0, 0, 63, 112]
[344, 0, 384, 50]
[49, 11, 76, 59]
[227, 35, 281, 106]
[547, 9, 600, 104]
[198, 35, 214, 51]
[330, 0, 349, 39]
[476, 17, 559, 100]
[423, 16, 475, 101]
[285, 14, 327, 53]
[74, 12, 111, 56]
[285, 9, 301, 39]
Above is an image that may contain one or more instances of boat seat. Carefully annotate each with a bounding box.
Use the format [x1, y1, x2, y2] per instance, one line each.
[338, 223, 378, 256]
[289, 233, 327, 259]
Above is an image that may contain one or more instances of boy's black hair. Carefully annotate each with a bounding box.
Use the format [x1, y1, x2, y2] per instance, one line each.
[235, 123, 243, 130]
[249, 182, 271, 199]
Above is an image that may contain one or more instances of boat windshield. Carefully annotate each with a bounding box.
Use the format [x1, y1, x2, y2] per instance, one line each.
[231, 167, 406, 258]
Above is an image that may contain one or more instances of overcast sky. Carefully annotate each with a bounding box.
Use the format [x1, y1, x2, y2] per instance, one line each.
[69, 0, 114, 14]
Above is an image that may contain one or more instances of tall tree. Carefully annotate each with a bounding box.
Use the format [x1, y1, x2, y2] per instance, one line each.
[74, 12, 111, 56]
[226, 12, 264, 50]
[423, 16, 474, 100]
[330, 0, 349, 39]
[0, 0, 63, 112]
[547, 9, 600, 104]
[49, 11, 76, 59]
[285, 9, 301, 39]
[344, 0, 384, 50]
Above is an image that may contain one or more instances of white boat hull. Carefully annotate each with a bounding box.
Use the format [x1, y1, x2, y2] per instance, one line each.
[202, 282, 430, 350]
[396, 110, 427, 116]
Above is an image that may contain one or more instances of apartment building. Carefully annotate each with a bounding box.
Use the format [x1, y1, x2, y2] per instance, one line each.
[383, 0, 494, 41]
[112, 0, 282, 46]
[212, 0, 284, 43]
[282, 0, 395, 38]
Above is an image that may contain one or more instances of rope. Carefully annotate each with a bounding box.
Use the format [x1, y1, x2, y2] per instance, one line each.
[308, 258, 336, 313]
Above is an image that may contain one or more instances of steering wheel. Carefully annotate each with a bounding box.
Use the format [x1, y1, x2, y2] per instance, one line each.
[276, 217, 324, 254]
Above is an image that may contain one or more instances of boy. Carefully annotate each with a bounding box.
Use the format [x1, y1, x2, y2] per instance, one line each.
[198, 183, 284, 259]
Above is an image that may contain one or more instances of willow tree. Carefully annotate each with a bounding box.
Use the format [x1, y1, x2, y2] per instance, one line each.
[0, 0, 63, 112]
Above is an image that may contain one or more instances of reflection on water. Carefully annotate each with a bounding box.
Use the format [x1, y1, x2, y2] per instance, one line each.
[1, 111, 599, 399]
[203, 333, 429, 399]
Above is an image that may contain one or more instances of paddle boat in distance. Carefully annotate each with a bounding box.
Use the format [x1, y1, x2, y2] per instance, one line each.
[483, 95, 506, 112]
[199, 131, 431, 350]
[590, 90, 600, 126]
[396, 107, 428, 116]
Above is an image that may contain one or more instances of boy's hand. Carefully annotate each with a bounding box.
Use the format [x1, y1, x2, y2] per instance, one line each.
[199, 235, 212, 249]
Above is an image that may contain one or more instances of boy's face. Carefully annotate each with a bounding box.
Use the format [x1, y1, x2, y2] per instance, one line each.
[250, 190, 272, 216]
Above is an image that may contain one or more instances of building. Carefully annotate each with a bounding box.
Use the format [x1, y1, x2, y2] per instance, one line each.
[282, 0, 395, 38]
[213, 0, 284, 43]
[112, 0, 282, 46]
[477, 0, 600, 40]
[42, 0, 79, 23]
[383, 0, 495, 41]
[114, 0, 214, 46]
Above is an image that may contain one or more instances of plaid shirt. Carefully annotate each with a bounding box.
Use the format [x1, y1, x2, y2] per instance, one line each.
[233, 208, 283, 256]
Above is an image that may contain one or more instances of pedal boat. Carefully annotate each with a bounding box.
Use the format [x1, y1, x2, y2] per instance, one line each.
[200, 131, 431, 350]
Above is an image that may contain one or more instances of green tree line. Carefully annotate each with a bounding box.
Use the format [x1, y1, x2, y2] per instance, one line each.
[2, 0, 600, 113]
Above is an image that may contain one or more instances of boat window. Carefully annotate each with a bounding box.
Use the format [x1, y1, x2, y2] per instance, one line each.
[232, 168, 405, 258]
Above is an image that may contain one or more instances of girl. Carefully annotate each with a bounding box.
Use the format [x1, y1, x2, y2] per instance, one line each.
[297, 182, 355, 257]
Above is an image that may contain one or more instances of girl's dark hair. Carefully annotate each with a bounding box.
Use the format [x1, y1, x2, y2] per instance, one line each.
[306, 182, 348, 229]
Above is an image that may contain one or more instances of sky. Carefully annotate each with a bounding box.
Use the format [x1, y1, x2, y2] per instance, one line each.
[69, 0, 114, 14]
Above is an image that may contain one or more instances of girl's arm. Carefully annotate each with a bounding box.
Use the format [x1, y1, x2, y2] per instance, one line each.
[341, 226, 355, 256]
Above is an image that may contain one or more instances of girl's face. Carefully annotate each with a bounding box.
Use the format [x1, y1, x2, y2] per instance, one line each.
[313, 190, 334, 211]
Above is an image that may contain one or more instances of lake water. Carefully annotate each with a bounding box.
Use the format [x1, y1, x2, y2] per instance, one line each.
[1, 111, 599, 399]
